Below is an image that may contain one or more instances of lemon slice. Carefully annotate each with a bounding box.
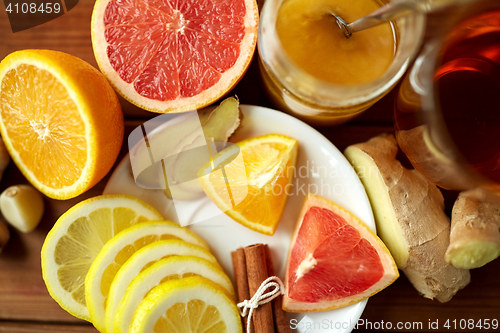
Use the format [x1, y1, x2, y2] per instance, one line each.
[110, 256, 235, 333]
[129, 276, 242, 333]
[106, 240, 219, 332]
[85, 221, 209, 331]
[198, 134, 298, 235]
[41, 195, 162, 321]
[0, 49, 123, 199]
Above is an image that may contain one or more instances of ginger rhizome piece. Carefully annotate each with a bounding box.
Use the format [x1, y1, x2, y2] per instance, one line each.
[446, 188, 500, 269]
[345, 134, 470, 302]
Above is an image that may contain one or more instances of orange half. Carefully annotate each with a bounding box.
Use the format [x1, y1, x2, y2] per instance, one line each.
[0, 50, 123, 199]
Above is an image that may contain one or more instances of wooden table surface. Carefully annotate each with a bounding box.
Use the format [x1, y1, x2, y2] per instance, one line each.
[1, 1, 499, 332]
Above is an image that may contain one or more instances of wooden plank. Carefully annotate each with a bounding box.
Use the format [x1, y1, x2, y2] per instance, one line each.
[0, 167, 106, 323]
[356, 260, 500, 332]
[0, 322, 96, 333]
[0, 1, 95, 64]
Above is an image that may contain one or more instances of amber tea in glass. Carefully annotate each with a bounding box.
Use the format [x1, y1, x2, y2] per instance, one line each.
[395, 1, 500, 192]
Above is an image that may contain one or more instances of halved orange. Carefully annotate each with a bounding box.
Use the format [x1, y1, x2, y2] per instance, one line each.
[91, 0, 259, 113]
[283, 194, 399, 312]
[0, 50, 124, 199]
[198, 134, 298, 235]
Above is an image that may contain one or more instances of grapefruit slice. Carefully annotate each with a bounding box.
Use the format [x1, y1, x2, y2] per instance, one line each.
[91, 0, 258, 113]
[283, 194, 398, 312]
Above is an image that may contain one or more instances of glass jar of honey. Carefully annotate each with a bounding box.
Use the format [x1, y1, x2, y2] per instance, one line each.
[258, 0, 426, 126]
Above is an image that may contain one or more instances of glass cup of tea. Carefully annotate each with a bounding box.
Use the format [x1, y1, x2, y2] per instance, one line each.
[394, 0, 500, 193]
[258, 0, 426, 126]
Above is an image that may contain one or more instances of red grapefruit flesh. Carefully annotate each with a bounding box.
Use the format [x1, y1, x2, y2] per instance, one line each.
[91, 0, 258, 113]
[283, 194, 399, 312]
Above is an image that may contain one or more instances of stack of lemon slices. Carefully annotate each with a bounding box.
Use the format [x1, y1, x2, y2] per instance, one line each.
[41, 194, 241, 333]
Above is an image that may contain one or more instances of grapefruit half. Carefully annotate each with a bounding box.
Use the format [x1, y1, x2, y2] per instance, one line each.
[283, 194, 399, 312]
[91, 0, 258, 113]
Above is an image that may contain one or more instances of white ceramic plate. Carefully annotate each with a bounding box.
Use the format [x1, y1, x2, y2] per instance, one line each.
[104, 105, 375, 333]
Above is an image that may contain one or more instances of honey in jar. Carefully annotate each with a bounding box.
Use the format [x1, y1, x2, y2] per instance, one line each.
[258, 0, 424, 126]
[276, 0, 396, 85]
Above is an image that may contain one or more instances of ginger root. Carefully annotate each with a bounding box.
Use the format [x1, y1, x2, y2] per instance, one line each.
[445, 188, 500, 269]
[396, 125, 474, 190]
[345, 134, 470, 302]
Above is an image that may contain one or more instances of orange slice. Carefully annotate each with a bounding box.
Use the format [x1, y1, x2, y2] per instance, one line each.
[198, 134, 298, 235]
[91, 0, 258, 113]
[0, 50, 123, 199]
[283, 194, 399, 312]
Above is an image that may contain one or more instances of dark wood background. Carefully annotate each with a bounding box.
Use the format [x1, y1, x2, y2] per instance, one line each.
[0, 1, 499, 332]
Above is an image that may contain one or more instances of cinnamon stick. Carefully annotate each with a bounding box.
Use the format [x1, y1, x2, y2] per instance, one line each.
[231, 248, 254, 333]
[244, 244, 275, 333]
[264, 245, 291, 333]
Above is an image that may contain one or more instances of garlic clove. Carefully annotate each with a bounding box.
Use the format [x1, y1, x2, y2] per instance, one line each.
[0, 185, 44, 233]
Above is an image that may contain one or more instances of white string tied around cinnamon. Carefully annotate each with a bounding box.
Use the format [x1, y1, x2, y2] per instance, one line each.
[237, 276, 285, 333]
